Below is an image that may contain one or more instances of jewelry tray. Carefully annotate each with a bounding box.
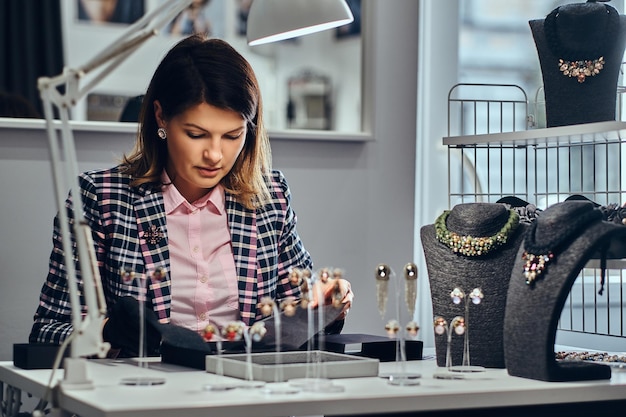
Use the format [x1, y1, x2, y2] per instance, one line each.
[206, 350, 379, 382]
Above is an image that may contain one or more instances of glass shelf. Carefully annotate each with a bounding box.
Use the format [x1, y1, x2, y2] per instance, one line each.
[443, 121, 626, 148]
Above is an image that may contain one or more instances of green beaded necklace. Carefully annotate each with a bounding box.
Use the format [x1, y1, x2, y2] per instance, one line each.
[435, 209, 520, 256]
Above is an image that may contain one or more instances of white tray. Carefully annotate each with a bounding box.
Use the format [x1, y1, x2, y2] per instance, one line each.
[206, 350, 379, 382]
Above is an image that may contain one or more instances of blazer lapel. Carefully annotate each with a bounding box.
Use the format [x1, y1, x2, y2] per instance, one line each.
[226, 194, 258, 325]
[134, 188, 171, 322]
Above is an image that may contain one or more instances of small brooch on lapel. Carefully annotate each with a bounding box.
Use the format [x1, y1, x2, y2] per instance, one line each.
[142, 224, 163, 245]
[151, 267, 166, 282]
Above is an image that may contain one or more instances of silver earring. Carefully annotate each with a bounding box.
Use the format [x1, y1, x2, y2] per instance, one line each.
[157, 127, 167, 140]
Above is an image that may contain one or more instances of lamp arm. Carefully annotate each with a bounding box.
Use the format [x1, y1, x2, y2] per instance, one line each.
[81, 0, 188, 75]
[39, 88, 110, 359]
[36, 0, 194, 362]
[41, 0, 193, 109]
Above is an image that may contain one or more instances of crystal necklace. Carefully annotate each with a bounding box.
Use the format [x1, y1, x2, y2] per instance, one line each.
[543, 4, 618, 83]
[435, 209, 520, 257]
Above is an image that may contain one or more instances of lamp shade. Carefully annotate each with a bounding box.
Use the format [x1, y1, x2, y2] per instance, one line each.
[247, 0, 354, 46]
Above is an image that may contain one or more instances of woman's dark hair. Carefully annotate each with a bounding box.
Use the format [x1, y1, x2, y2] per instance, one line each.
[122, 34, 271, 208]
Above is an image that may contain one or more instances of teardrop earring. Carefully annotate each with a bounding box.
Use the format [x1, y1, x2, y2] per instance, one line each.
[374, 264, 391, 319]
[157, 127, 167, 140]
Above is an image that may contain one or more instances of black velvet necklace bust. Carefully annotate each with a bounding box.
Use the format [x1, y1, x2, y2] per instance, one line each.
[544, 3, 618, 83]
[421, 203, 527, 368]
[530, 1, 626, 127]
[544, 3, 618, 60]
[504, 200, 626, 382]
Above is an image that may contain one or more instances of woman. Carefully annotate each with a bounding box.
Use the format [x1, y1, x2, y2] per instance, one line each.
[29, 34, 352, 357]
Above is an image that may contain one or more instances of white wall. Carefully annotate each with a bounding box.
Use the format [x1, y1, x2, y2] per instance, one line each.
[0, 0, 419, 361]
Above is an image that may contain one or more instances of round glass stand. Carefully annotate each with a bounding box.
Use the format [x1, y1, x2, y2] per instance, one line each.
[262, 382, 301, 395]
[120, 377, 166, 386]
[379, 371, 422, 379]
[130, 357, 160, 364]
[432, 370, 466, 380]
[608, 363, 626, 384]
[202, 381, 266, 391]
[448, 365, 485, 373]
[237, 380, 267, 389]
[288, 378, 345, 392]
[385, 372, 422, 386]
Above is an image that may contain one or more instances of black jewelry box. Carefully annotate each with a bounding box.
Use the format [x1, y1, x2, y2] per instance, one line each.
[320, 333, 423, 362]
[13, 343, 69, 370]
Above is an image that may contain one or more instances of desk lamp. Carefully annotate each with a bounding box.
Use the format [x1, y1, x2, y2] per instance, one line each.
[37, 0, 354, 390]
[247, 0, 354, 45]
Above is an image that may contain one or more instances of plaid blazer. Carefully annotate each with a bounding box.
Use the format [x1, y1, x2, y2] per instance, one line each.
[29, 167, 312, 344]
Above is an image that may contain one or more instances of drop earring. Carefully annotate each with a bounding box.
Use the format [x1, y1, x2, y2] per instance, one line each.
[403, 262, 418, 317]
[157, 127, 167, 140]
[375, 264, 391, 319]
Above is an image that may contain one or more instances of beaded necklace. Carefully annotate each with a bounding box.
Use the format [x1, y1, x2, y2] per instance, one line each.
[543, 4, 618, 83]
[435, 209, 520, 257]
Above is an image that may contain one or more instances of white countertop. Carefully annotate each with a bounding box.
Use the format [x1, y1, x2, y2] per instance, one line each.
[2, 357, 626, 417]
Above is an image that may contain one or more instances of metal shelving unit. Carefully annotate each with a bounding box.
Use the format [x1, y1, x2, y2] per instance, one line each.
[445, 120, 626, 209]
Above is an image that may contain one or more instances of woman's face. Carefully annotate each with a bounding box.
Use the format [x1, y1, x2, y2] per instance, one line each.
[154, 101, 247, 202]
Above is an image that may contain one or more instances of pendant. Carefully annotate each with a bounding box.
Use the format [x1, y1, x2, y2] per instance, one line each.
[558, 57, 604, 83]
[522, 251, 554, 285]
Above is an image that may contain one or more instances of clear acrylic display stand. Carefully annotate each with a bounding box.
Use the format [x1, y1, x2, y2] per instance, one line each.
[375, 264, 421, 386]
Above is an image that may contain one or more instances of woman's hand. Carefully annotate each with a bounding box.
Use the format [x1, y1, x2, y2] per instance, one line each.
[310, 278, 354, 321]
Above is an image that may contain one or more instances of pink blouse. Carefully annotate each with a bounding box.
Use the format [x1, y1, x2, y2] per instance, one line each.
[162, 174, 240, 335]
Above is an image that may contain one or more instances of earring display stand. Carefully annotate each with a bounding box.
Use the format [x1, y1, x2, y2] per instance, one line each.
[288, 270, 345, 393]
[432, 316, 465, 380]
[119, 270, 165, 387]
[375, 264, 421, 386]
[260, 302, 300, 394]
[448, 288, 485, 374]
[203, 323, 267, 391]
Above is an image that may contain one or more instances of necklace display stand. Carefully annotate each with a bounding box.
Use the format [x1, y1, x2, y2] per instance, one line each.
[504, 201, 626, 381]
[530, 2, 626, 127]
[421, 203, 527, 369]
